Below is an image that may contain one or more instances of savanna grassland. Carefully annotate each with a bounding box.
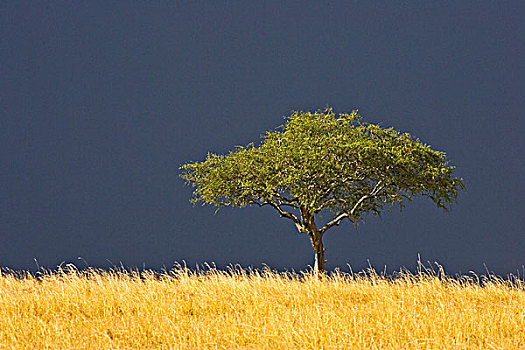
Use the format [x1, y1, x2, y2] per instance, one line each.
[1, 265, 524, 349]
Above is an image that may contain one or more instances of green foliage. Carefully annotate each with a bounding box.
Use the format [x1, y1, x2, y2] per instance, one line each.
[180, 108, 463, 228]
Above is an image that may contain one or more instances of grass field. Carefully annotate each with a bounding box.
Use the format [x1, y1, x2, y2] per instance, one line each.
[1, 264, 524, 349]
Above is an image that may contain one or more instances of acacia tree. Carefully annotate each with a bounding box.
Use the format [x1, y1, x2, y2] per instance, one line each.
[180, 109, 463, 274]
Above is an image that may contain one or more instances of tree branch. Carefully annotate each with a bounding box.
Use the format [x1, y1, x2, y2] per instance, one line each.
[313, 176, 368, 212]
[273, 192, 300, 209]
[256, 200, 304, 232]
[319, 181, 384, 234]
[273, 192, 299, 204]
[315, 197, 338, 212]
[370, 180, 385, 196]
[320, 212, 351, 234]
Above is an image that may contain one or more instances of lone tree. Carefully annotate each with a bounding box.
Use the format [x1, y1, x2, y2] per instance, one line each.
[180, 108, 463, 274]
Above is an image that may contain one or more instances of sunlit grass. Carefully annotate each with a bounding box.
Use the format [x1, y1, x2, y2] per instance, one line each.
[1, 263, 524, 349]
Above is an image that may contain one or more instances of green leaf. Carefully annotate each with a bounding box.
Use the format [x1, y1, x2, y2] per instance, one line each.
[180, 108, 463, 226]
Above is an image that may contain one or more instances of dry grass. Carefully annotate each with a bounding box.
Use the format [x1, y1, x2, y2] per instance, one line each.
[1, 264, 524, 349]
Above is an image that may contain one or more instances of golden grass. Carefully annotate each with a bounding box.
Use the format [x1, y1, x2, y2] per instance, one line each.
[1, 264, 524, 349]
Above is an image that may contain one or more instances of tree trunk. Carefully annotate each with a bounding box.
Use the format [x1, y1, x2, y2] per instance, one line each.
[300, 208, 326, 276]
[309, 232, 326, 275]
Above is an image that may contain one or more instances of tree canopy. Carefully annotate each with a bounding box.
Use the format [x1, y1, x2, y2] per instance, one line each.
[180, 108, 464, 273]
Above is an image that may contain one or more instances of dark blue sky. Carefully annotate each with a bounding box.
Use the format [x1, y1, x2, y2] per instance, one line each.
[2, 2, 524, 275]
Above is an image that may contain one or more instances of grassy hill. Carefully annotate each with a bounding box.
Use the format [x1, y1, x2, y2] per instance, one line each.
[1, 265, 524, 349]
